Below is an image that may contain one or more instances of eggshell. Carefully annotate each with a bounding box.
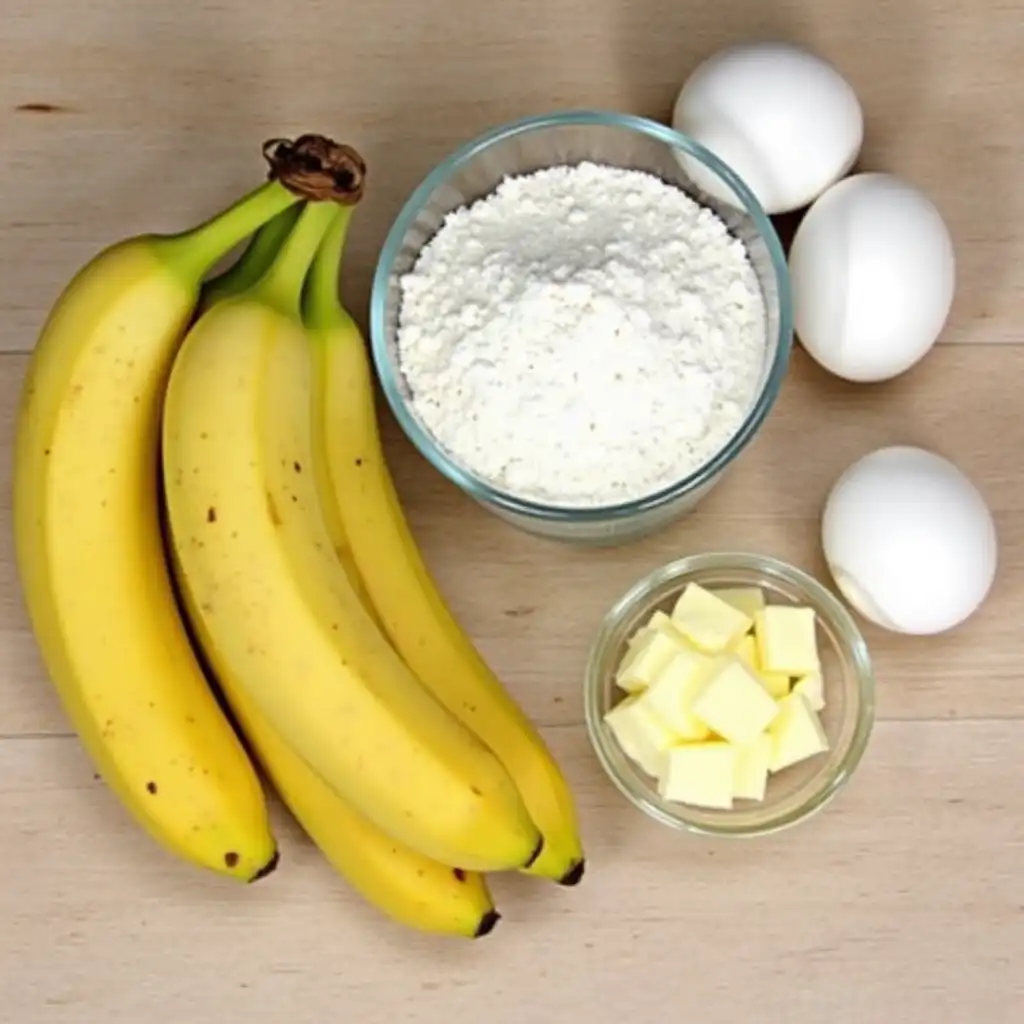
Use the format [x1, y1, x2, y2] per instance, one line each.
[672, 41, 863, 215]
[822, 446, 997, 635]
[789, 173, 956, 382]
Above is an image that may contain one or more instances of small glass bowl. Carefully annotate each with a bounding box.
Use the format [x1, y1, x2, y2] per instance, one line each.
[584, 553, 875, 836]
[370, 110, 792, 546]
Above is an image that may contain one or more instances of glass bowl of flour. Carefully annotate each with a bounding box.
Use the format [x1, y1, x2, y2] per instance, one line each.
[370, 110, 792, 545]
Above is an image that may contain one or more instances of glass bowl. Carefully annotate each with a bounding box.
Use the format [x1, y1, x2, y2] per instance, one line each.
[370, 110, 793, 546]
[584, 552, 875, 836]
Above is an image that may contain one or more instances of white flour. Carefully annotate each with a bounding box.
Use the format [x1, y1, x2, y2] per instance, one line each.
[396, 162, 767, 507]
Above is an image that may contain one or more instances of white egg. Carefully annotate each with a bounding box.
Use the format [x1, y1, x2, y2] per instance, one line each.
[672, 41, 863, 215]
[822, 446, 997, 635]
[789, 173, 956, 382]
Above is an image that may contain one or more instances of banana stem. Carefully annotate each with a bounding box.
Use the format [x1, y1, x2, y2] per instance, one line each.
[306, 205, 356, 331]
[160, 181, 300, 282]
[249, 202, 343, 320]
[200, 204, 304, 310]
[158, 134, 366, 283]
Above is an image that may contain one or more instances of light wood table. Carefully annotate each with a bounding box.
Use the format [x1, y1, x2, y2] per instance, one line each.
[2, 1, 1023, 1020]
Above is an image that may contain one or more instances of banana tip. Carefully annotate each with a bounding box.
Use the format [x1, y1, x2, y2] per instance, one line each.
[523, 836, 545, 869]
[474, 910, 501, 938]
[557, 859, 586, 887]
[248, 848, 280, 883]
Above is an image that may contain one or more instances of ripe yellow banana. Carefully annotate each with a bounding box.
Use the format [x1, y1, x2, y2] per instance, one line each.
[175, 212, 499, 937]
[306, 208, 585, 884]
[12, 174, 305, 880]
[202, 203, 377, 619]
[182, 590, 499, 936]
[231, 686, 500, 936]
[162, 202, 543, 873]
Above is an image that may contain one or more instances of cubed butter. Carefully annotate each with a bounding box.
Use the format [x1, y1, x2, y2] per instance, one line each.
[646, 609, 678, 635]
[670, 583, 753, 654]
[603, 696, 679, 777]
[634, 648, 714, 741]
[731, 634, 758, 669]
[616, 629, 681, 693]
[733, 734, 773, 802]
[658, 741, 737, 809]
[691, 657, 780, 745]
[732, 625, 788, 696]
[792, 670, 825, 711]
[768, 693, 830, 773]
[713, 586, 766, 620]
[755, 605, 820, 676]
[624, 610, 679, 653]
[759, 671, 791, 700]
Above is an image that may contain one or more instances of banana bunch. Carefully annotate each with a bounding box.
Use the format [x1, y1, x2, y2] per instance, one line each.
[14, 135, 584, 939]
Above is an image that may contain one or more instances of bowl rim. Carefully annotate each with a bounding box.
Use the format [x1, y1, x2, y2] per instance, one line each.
[369, 109, 794, 522]
[583, 551, 876, 837]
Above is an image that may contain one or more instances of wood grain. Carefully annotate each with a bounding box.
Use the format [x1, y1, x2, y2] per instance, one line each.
[2, 0, 1024, 1019]
[2, 722, 1023, 1024]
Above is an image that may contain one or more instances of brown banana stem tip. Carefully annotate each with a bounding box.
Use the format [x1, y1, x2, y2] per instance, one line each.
[248, 847, 280, 883]
[474, 910, 501, 938]
[557, 858, 585, 887]
[263, 134, 366, 204]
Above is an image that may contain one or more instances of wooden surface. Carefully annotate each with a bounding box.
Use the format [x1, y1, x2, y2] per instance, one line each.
[2, 1, 1023, 1021]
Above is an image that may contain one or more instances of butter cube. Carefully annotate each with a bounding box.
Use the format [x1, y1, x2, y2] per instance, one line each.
[616, 630, 681, 693]
[732, 631, 790, 698]
[733, 734, 773, 802]
[670, 583, 753, 654]
[603, 696, 678, 777]
[713, 586, 766, 620]
[759, 671, 792, 700]
[691, 657, 780, 745]
[634, 648, 714, 741]
[755, 605, 820, 676]
[658, 741, 737, 809]
[731, 634, 758, 669]
[646, 609, 678, 635]
[792, 670, 825, 711]
[624, 609, 678, 652]
[768, 694, 830, 773]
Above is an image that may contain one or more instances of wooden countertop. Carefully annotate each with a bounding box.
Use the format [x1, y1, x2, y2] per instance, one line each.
[2, 1, 1023, 1020]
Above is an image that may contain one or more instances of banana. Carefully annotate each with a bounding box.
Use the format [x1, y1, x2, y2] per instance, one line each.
[162, 201, 543, 873]
[186, 600, 500, 936]
[306, 211, 586, 884]
[12, 173, 307, 880]
[175, 212, 499, 937]
[201, 204, 377, 619]
[232, 689, 500, 937]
